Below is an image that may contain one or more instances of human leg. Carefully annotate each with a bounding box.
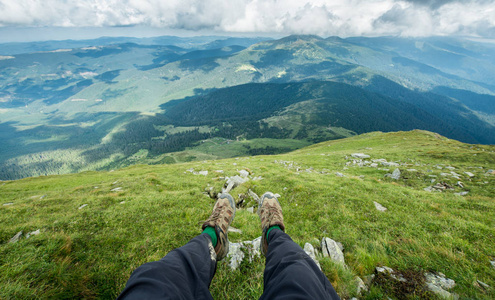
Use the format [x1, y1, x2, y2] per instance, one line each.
[260, 229, 340, 299]
[117, 233, 217, 300]
[257, 192, 340, 300]
[118, 193, 236, 300]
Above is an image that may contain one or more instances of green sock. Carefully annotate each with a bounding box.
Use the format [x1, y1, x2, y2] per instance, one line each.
[203, 226, 217, 247]
[266, 225, 281, 243]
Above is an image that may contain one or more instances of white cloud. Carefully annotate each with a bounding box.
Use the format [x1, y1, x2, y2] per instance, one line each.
[0, 0, 493, 37]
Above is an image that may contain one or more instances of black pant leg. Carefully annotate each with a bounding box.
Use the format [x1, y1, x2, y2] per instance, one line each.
[118, 233, 216, 300]
[260, 229, 340, 300]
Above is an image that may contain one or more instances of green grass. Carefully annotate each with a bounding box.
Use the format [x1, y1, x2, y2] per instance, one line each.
[1, 130, 494, 299]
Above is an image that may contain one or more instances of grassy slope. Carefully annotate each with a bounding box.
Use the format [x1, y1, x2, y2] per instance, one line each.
[0, 130, 494, 299]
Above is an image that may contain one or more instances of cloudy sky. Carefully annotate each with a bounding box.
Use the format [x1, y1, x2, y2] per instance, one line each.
[0, 0, 494, 41]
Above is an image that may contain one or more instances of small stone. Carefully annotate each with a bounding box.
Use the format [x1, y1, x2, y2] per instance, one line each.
[456, 181, 464, 188]
[111, 187, 122, 192]
[112, 180, 119, 184]
[238, 170, 249, 177]
[248, 189, 260, 204]
[370, 163, 378, 168]
[120, 201, 125, 204]
[228, 227, 243, 234]
[247, 207, 254, 213]
[274, 193, 281, 198]
[304, 243, 321, 270]
[464, 172, 475, 178]
[40, 195, 47, 199]
[425, 272, 456, 290]
[391, 168, 401, 180]
[476, 280, 490, 290]
[374, 201, 387, 212]
[490, 260, 495, 269]
[356, 277, 368, 294]
[351, 153, 370, 159]
[198, 171, 208, 176]
[407, 169, 417, 172]
[321, 237, 345, 266]
[454, 191, 469, 196]
[3, 202, 14, 206]
[78, 204, 88, 209]
[445, 166, 455, 170]
[335, 172, 345, 177]
[424, 186, 434, 192]
[26, 229, 40, 239]
[9, 231, 23, 243]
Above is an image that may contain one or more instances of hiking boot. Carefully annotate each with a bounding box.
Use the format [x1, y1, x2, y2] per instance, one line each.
[202, 193, 236, 261]
[258, 192, 285, 255]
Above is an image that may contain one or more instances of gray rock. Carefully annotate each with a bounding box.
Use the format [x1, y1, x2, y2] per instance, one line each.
[426, 283, 456, 299]
[440, 173, 450, 176]
[370, 163, 378, 168]
[391, 168, 401, 180]
[424, 186, 434, 192]
[9, 231, 23, 243]
[490, 260, 495, 269]
[248, 189, 260, 204]
[3, 202, 14, 206]
[246, 207, 254, 213]
[351, 153, 370, 159]
[372, 159, 388, 163]
[198, 170, 208, 176]
[303, 243, 321, 270]
[445, 166, 455, 170]
[238, 170, 249, 177]
[464, 172, 475, 178]
[228, 227, 243, 234]
[425, 272, 456, 298]
[356, 276, 368, 294]
[335, 172, 345, 177]
[40, 195, 47, 199]
[26, 229, 40, 239]
[226, 236, 262, 270]
[224, 175, 248, 192]
[321, 237, 345, 266]
[383, 162, 400, 167]
[376, 266, 407, 282]
[374, 201, 387, 212]
[407, 169, 418, 172]
[111, 187, 122, 192]
[78, 204, 88, 209]
[454, 191, 469, 196]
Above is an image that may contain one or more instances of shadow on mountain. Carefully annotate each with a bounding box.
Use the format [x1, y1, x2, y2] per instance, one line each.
[432, 87, 495, 115]
[178, 57, 220, 72]
[95, 70, 121, 83]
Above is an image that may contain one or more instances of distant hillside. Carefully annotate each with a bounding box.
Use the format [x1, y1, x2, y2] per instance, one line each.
[163, 81, 494, 144]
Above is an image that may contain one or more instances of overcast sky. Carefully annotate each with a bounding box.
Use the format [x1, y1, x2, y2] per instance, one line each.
[0, 0, 494, 42]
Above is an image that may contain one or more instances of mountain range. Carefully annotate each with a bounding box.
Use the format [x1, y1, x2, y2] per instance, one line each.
[1, 35, 494, 180]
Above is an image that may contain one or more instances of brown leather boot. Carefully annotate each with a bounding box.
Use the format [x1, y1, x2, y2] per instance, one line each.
[202, 193, 236, 261]
[258, 192, 285, 255]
